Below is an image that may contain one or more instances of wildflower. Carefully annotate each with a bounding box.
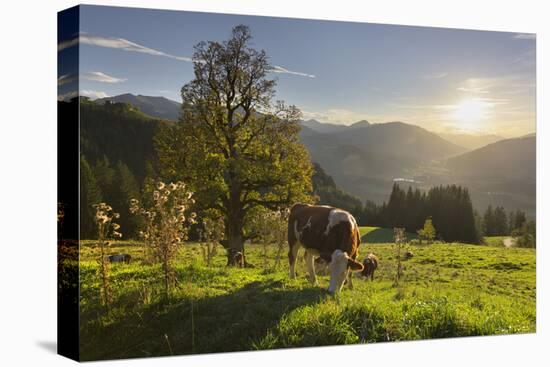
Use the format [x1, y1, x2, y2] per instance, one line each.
[130, 198, 139, 206]
[112, 223, 121, 230]
[153, 190, 160, 201]
[113, 213, 120, 219]
[157, 182, 165, 190]
[96, 214, 109, 224]
[169, 183, 177, 191]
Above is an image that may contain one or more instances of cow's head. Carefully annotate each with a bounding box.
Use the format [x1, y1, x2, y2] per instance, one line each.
[328, 250, 364, 294]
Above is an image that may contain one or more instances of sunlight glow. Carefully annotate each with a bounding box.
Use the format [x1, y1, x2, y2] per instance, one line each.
[452, 99, 488, 123]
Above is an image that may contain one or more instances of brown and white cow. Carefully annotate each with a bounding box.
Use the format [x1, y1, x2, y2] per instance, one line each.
[288, 203, 363, 294]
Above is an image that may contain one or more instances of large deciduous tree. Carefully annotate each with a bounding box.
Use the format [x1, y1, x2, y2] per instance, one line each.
[156, 25, 313, 264]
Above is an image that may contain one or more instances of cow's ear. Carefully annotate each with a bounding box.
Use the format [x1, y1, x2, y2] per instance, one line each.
[348, 258, 364, 271]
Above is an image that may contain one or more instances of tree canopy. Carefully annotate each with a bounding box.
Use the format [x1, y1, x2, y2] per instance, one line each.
[155, 25, 313, 259]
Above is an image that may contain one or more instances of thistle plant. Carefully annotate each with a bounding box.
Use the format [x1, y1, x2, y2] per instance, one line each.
[199, 212, 224, 267]
[92, 202, 122, 307]
[130, 181, 196, 300]
[393, 227, 406, 285]
[247, 208, 289, 270]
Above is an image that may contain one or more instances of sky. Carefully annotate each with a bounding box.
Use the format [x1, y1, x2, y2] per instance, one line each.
[58, 5, 536, 137]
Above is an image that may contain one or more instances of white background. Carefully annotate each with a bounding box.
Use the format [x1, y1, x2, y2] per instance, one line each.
[0, 0, 547, 365]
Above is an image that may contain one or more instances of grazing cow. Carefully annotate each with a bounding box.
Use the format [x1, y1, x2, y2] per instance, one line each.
[314, 257, 329, 275]
[288, 203, 363, 294]
[361, 253, 379, 281]
[108, 254, 131, 264]
[227, 248, 245, 268]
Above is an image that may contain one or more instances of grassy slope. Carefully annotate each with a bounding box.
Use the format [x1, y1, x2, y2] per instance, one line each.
[78, 232, 535, 360]
[484, 236, 508, 247]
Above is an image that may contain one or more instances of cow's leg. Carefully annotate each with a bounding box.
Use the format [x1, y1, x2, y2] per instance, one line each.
[288, 242, 300, 279]
[347, 269, 354, 290]
[304, 250, 318, 285]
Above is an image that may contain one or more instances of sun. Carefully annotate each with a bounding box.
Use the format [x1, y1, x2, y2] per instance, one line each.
[451, 99, 489, 126]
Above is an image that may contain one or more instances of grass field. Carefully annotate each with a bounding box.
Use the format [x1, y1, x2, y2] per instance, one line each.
[78, 227, 536, 360]
[359, 226, 418, 243]
[484, 236, 508, 247]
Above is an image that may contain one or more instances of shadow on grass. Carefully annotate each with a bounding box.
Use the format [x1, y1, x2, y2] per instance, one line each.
[80, 279, 327, 361]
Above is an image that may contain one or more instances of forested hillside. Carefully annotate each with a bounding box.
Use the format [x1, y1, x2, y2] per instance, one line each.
[69, 98, 363, 238]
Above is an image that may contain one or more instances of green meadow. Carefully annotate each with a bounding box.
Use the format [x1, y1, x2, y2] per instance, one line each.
[78, 227, 536, 361]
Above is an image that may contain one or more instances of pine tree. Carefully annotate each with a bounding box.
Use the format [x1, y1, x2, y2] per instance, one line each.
[387, 183, 407, 228]
[80, 155, 102, 238]
[510, 210, 527, 233]
[493, 206, 508, 235]
[111, 161, 141, 238]
[93, 156, 115, 204]
[483, 205, 495, 236]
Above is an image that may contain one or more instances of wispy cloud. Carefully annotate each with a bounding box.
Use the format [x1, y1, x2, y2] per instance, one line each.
[59, 34, 315, 78]
[421, 72, 448, 79]
[456, 75, 534, 96]
[302, 108, 366, 124]
[456, 86, 490, 94]
[57, 89, 110, 101]
[456, 78, 492, 94]
[57, 71, 127, 86]
[57, 90, 78, 101]
[85, 71, 127, 83]
[81, 90, 110, 100]
[514, 33, 536, 40]
[58, 33, 192, 62]
[270, 65, 316, 78]
[512, 48, 536, 68]
[57, 73, 78, 86]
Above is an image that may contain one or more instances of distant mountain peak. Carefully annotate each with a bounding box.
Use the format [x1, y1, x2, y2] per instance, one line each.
[96, 93, 181, 120]
[350, 119, 370, 128]
[300, 119, 347, 133]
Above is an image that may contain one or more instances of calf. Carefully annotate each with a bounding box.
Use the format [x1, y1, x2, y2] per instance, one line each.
[227, 248, 245, 268]
[108, 253, 131, 264]
[361, 253, 378, 281]
[288, 203, 363, 294]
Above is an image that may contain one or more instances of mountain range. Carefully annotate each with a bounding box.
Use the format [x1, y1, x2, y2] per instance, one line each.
[96, 93, 181, 121]
[438, 132, 504, 150]
[87, 93, 536, 214]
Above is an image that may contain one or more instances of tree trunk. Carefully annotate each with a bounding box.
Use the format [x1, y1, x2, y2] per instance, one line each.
[224, 174, 250, 267]
[225, 212, 246, 267]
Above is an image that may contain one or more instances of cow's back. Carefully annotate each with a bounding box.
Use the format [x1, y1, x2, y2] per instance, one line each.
[289, 203, 360, 261]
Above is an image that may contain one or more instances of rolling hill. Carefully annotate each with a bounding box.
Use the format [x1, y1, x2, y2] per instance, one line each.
[439, 132, 504, 150]
[82, 94, 536, 214]
[446, 135, 535, 179]
[299, 120, 466, 203]
[300, 119, 348, 133]
[444, 135, 536, 214]
[96, 93, 181, 121]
